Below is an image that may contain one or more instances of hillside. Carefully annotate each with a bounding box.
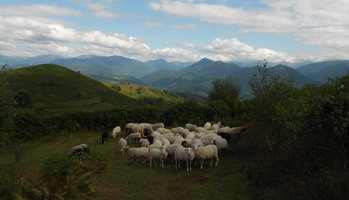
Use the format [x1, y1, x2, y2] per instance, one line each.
[297, 60, 349, 83]
[5, 64, 140, 113]
[141, 58, 318, 98]
[103, 82, 183, 104]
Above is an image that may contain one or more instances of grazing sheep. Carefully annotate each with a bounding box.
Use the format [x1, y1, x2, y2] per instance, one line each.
[147, 144, 163, 150]
[195, 127, 205, 133]
[124, 146, 149, 165]
[165, 143, 184, 162]
[212, 137, 228, 156]
[152, 138, 163, 146]
[112, 126, 121, 138]
[211, 122, 222, 131]
[139, 138, 150, 147]
[191, 139, 204, 148]
[141, 123, 154, 135]
[69, 144, 89, 156]
[204, 122, 212, 130]
[230, 127, 247, 138]
[151, 131, 162, 138]
[125, 132, 141, 144]
[156, 132, 176, 143]
[160, 138, 171, 147]
[118, 138, 127, 155]
[170, 127, 189, 137]
[152, 122, 165, 130]
[101, 130, 109, 144]
[185, 123, 198, 132]
[145, 135, 154, 144]
[192, 144, 219, 169]
[156, 127, 171, 134]
[148, 147, 168, 168]
[175, 147, 195, 171]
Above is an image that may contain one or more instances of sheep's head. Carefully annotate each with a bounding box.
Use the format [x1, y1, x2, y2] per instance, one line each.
[181, 140, 187, 147]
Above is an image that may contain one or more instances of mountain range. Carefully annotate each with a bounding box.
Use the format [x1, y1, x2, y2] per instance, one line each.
[2, 54, 349, 99]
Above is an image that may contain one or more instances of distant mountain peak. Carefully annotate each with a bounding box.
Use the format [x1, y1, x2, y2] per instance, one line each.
[197, 58, 212, 64]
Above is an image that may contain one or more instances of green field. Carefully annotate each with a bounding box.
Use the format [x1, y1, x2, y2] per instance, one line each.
[4, 64, 182, 114]
[0, 130, 256, 200]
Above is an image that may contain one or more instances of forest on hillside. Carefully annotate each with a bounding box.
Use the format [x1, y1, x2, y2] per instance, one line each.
[0, 62, 348, 199]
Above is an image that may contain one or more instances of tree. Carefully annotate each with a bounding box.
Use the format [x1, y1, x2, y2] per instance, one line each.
[207, 75, 241, 101]
[0, 64, 15, 146]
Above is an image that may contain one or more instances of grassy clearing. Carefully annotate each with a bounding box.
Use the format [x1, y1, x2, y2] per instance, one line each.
[0, 131, 256, 200]
[103, 82, 182, 103]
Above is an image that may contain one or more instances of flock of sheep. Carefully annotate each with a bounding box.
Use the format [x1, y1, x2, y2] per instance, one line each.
[110, 122, 247, 171]
[69, 122, 246, 171]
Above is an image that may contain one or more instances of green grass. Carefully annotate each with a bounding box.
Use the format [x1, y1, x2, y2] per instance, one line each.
[103, 82, 182, 103]
[0, 131, 256, 200]
[5, 64, 140, 113]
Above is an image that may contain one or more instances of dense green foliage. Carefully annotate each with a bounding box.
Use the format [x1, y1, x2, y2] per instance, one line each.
[207, 75, 241, 101]
[246, 61, 349, 199]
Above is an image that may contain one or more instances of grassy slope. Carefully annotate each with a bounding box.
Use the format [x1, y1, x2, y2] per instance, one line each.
[0, 131, 256, 200]
[103, 82, 183, 103]
[5, 64, 139, 112]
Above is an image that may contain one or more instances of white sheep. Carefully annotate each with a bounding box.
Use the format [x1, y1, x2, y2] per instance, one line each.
[204, 122, 212, 130]
[139, 138, 150, 147]
[125, 132, 141, 144]
[69, 144, 89, 156]
[151, 131, 162, 138]
[156, 132, 176, 143]
[165, 143, 184, 162]
[156, 127, 171, 134]
[192, 144, 219, 169]
[211, 137, 228, 156]
[185, 123, 197, 132]
[147, 144, 163, 150]
[118, 138, 127, 155]
[124, 146, 149, 165]
[195, 127, 205, 133]
[148, 147, 168, 168]
[152, 122, 165, 130]
[160, 138, 171, 147]
[170, 127, 189, 137]
[191, 139, 204, 148]
[152, 138, 163, 146]
[112, 126, 121, 138]
[175, 147, 195, 171]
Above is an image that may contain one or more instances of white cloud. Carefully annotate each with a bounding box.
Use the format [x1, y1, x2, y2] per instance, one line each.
[143, 21, 197, 30]
[0, 5, 80, 16]
[153, 48, 203, 62]
[93, 10, 120, 18]
[0, 16, 150, 57]
[149, 0, 349, 61]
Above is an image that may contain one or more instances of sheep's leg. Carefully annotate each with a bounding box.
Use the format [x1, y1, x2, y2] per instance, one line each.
[153, 160, 157, 167]
[142, 158, 147, 164]
[161, 160, 164, 168]
[134, 157, 137, 165]
[175, 159, 178, 169]
[149, 159, 152, 167]
[209, 158, 214, 167]
[215, 156, 219, 166]
[200, 160, 204, 169]
[186, 161, 189, 171]
[189, 161, 192, 171]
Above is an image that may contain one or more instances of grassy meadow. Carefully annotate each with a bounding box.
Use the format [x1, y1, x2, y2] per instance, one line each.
[0, 130, 256, 200]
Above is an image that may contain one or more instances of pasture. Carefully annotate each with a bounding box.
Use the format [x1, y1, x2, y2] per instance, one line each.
[0, 130, 256, 200]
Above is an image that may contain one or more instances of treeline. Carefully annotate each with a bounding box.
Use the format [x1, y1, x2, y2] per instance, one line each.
[5, 99, 246, 141]
[243, 63, 349, 200]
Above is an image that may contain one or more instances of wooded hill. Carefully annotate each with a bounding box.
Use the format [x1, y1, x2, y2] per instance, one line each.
[4, 64, 181, 113]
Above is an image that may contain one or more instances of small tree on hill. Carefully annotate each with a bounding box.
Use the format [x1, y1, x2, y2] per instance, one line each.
[207, 75, 241, 101]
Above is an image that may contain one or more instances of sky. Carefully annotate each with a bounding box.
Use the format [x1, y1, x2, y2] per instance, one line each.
[0, 0, 349, 63]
